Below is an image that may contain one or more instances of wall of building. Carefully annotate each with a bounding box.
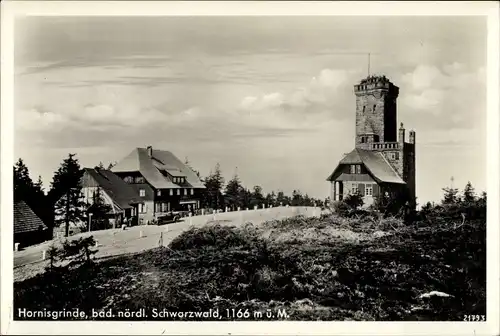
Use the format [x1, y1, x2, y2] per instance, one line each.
[354, 77, 399, 146]
[138, 200, 155, 224]
[403, 143, 416, 202]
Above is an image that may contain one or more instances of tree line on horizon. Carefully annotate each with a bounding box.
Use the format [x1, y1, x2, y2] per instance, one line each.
[13, 154, 326, 238]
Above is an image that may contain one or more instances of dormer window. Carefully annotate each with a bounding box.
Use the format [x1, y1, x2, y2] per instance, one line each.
[350, 164, 362, 174]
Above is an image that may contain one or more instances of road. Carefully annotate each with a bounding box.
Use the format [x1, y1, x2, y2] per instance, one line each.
[14, 206, 322, 269]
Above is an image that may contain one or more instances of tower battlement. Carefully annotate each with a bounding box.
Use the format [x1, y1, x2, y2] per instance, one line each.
[354, 75, 399, 97]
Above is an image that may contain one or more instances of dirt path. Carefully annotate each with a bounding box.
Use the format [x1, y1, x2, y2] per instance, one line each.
[14, 206, 323, 281]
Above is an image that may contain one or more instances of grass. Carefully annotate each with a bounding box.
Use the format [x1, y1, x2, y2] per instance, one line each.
[13, 210, 486, 321]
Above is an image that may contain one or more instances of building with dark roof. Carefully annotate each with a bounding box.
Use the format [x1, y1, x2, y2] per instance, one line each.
[112, 146, 206, 223]
[81, 168, 144, 228]
[14, 200, 49, 248]
[326, 75, 416, 208]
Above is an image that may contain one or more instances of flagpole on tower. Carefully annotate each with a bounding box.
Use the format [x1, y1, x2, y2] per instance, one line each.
[368, 53, 371, 77]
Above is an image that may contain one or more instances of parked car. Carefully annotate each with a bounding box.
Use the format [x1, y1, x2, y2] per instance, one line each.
[156, 211, 181, 224]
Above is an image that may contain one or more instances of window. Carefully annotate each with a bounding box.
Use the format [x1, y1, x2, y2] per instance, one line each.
[190, 189, 194, 196]
[184, 189, 188, 196]
[350, 165, 356, 174]
[155, 202, 161, 213]
[157, 190, 161, 196]
[173, 177, 177, 183]
[361, 137, 366, 143]
[362, 106, 366, 113]
[351, 183, 359, 194]
[138, 203, 147, 213]
[139, 189, 146, 197]
[135, 176, 145, 184]
[373, 104, 376, 112]
[169, 189, 173, 196]
[390, 152, 399, 160]
[162, 202, 168, 212]
[355, 165, 362, 174]
[177, 189, 180, 196]
[124, 176, 133, 183]
[365, 184, 373, 196]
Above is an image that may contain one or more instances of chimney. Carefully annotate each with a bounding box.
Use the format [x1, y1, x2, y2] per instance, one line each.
[147, 146, 153, 157]
[398, 122, 405, 143]
[409, 130, 416, 144]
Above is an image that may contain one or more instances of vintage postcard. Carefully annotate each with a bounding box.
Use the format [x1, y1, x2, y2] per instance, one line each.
[1, 1, 499, 335]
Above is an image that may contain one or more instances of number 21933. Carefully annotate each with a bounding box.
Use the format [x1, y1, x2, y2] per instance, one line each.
[463, 315, 486, 321]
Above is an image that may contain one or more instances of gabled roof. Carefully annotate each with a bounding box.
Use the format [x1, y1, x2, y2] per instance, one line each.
[112, 147, 205, 189]
[83, 168, 144, 210]
[14, 201, 48, 234]
[327, 148, 405, 184]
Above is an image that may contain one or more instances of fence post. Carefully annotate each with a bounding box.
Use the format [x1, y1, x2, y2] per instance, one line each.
[201, 209, 205, 216]
[254, 205, 258, 210]
[189, 213, 193, 226]
[42, 250, 46, 261]
[213, 210, 216, 221]
[140, 230, 144, 238]
[159, 231, 163, 247]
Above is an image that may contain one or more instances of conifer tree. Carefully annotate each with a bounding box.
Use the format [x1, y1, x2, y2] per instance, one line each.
[462, 181, 476, 203]
[203, 163, 225, 209]
[224, 174, 244, 210]
[50, 154, 86, 237]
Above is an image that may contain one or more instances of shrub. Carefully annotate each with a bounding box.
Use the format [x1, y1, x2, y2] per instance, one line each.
[169, 224, 261, 251]
[60, 236, 98, 267]
[344, 192, 364, 209]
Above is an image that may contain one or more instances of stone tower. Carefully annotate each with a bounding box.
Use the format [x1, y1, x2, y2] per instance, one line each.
[353, 75, 416, 203]
[354, 75, 399, 146]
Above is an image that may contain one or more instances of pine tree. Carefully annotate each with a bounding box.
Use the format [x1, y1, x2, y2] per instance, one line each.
[250, 186, 264, 208]
[50, 154, 86, 237]
[291, 190, 303, 206]
[276, 191, 287, 206]
[442, 187, 460, 205]
[14, 158, 35, 202]
[265, 191, 277, 207]
[224, 174, 244, 210]
[87, 187, 112, 231]
[96, 162, 105, 170]
[203, 163, 225, 209]
[463, 181, 476, 203]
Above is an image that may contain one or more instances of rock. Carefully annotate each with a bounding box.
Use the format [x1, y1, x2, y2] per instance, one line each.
[419, 291, 453, 299]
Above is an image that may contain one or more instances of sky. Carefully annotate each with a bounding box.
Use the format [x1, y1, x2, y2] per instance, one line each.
[13, 16, 487, 203]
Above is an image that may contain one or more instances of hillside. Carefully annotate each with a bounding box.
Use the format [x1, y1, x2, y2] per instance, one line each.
[14, 204, 486, 321]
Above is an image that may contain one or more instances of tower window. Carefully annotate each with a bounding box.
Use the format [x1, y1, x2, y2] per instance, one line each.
[361, 137, 365, 143]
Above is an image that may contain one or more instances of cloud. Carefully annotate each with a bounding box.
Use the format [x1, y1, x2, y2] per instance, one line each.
[236, 68, 361, 130]
[399, 63, 486, 130]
